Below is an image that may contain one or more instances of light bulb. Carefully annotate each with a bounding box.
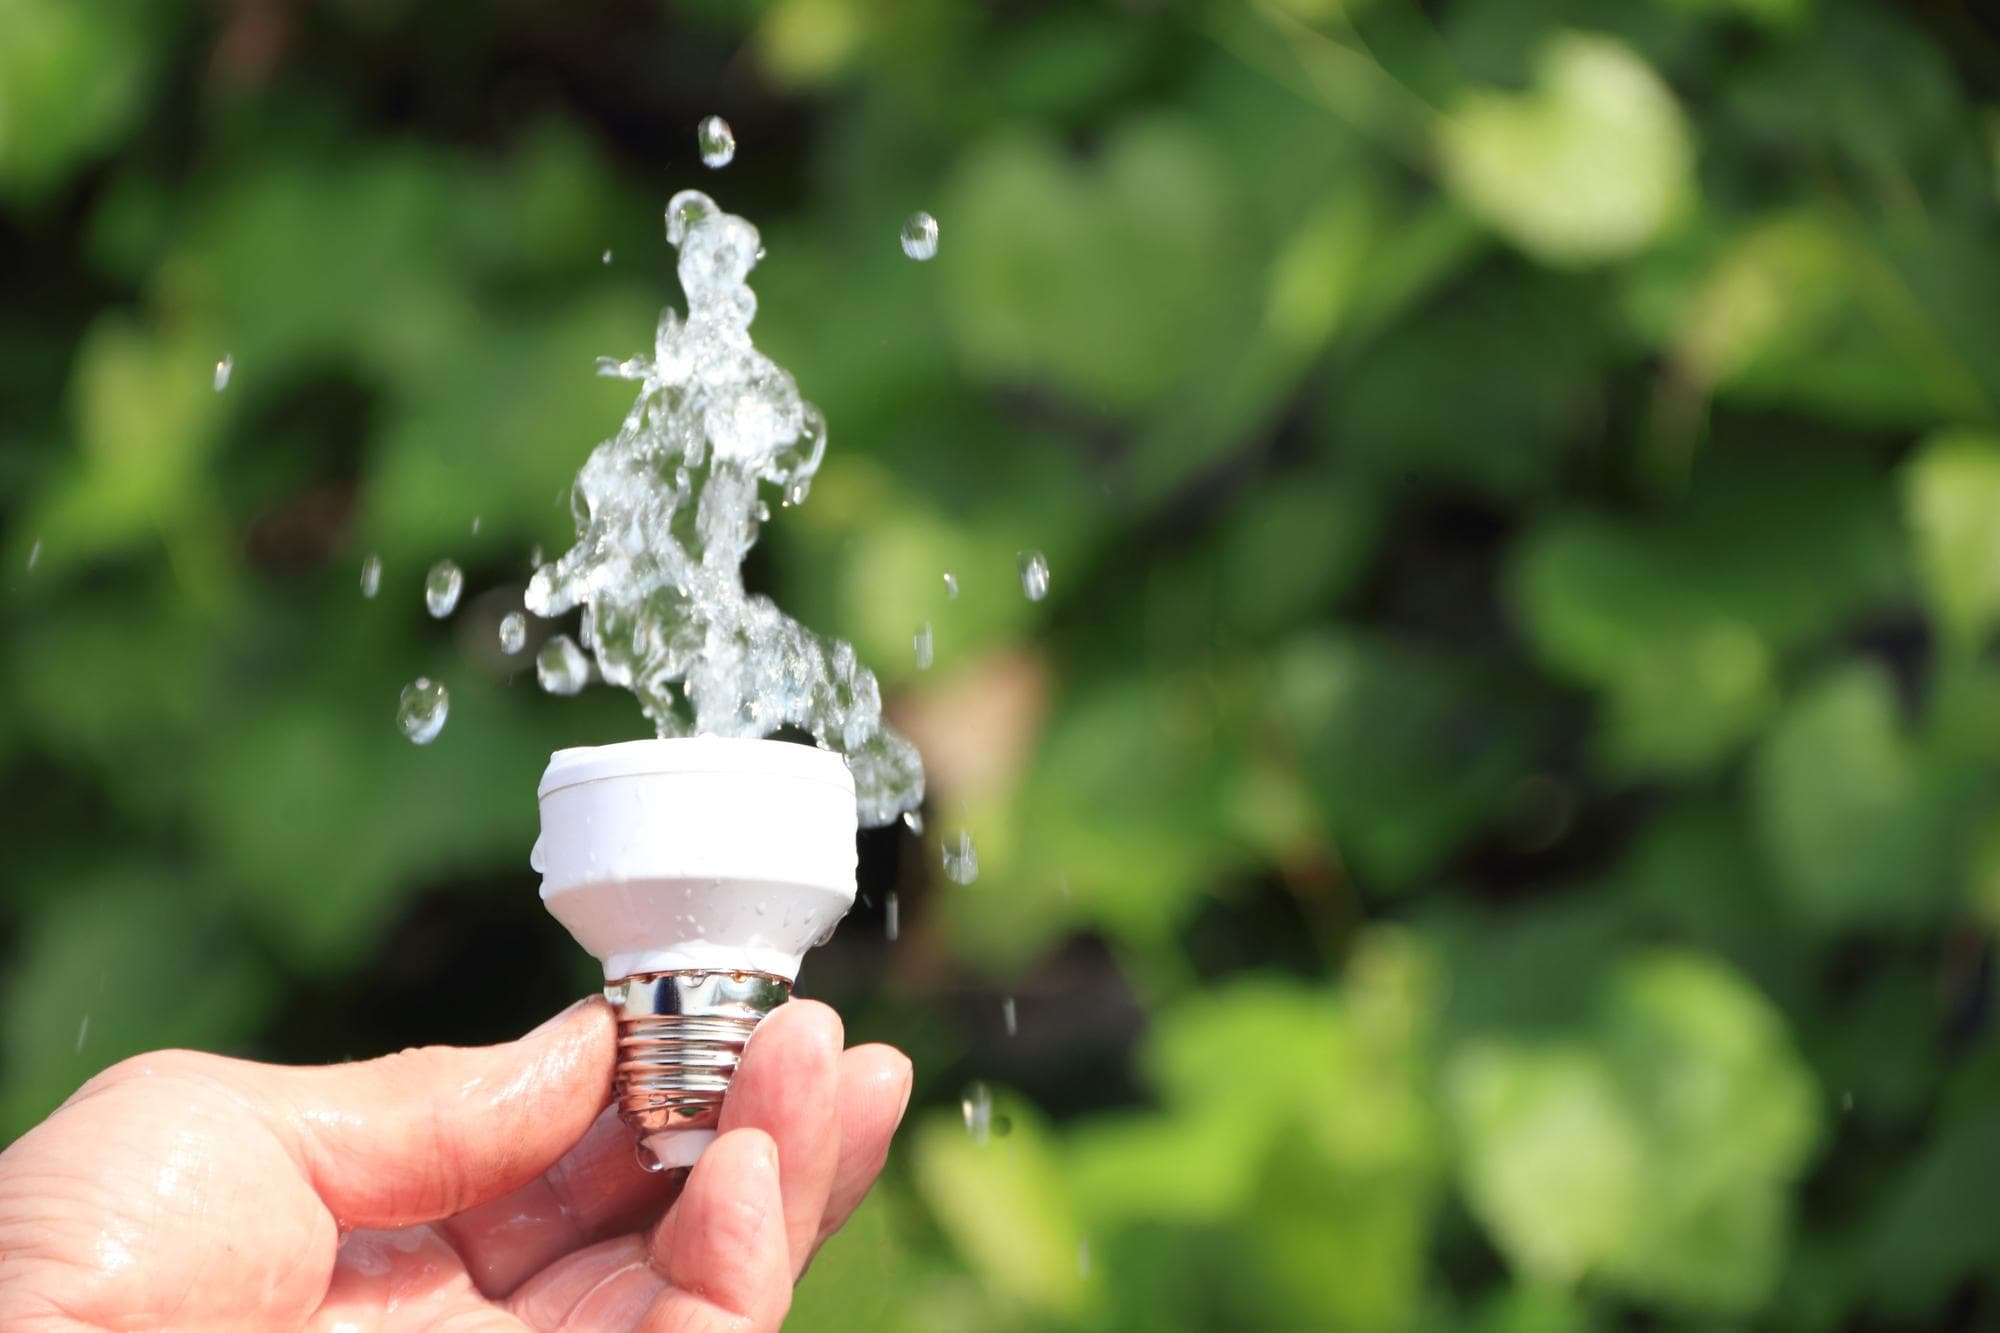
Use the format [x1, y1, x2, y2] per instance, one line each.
[532, 736, 858, 1170]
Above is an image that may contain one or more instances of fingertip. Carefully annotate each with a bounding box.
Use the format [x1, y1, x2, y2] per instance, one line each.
[846, 1043, 914, 1100]
[756, 997, 844, 1060]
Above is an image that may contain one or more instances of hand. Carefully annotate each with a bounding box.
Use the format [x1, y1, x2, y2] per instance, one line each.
[0, 997, 911, 1331]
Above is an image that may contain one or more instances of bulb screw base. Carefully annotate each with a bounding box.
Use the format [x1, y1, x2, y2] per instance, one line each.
[605, 970, 791, 1168]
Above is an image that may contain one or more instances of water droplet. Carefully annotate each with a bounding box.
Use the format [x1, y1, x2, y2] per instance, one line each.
[537, 633, 589, 695]
[902, 809, 924, 836]
[664, 190, 714, 245]
[359, 553, 382, 598]
[601, 249, 613, 265]
[498, 611, 528, 655]
[1018, 550, 1050, 602]
[1841, 1089, 1854, 1112]
[424, 560, 464, 618]
[397, 678, 449, 744]
[1001, 996, 1017, 1037]
[25, 539, 41, 571]
[529, 544, 544, 569]
[635, 1139, 667, 1173]
[961, 1081, 993, 1145]
[75, 1014, 90, 1054]
[213, 354, 234, 392]
[698, 115, 736, 168]
[943, 571, 958, 599]
[943, 829, 979, 885]
[900, 211, 939, 261]
[914, 622, 933, 670]
[471, 515, 482, 535]
[884, 891, 900, 941]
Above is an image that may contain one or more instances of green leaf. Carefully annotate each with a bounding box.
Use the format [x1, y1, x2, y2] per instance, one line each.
[1750, 664, 1951, 927]
[1448, 951, 1819, 1313]
[1438, 32, 1694, 266]
[1510, 448, 1902, 775]
[0, 0, 167, 200]
[910, 1097, 1095, 1320]
[1903, 429, 2000, 651]
[0, 868, 272, 1137]
[944, 119, 1248, 413]
[1271, 632, 1546, 887]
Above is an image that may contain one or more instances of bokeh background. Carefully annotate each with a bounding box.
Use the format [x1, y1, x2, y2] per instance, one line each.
[6, 0, 2000, 1327]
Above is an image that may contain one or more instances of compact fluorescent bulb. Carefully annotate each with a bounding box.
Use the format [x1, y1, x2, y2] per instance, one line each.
[532, 736, 858, 1169]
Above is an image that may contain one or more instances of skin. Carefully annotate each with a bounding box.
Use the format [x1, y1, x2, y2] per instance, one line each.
[0, 998, 911, 1332]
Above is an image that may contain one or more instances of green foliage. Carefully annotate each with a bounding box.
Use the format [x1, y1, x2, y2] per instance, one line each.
[4, 0, 2000, 1328]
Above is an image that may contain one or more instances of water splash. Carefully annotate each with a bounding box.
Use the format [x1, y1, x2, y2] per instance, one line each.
[398, 678, 449, 744]
[900, 212, 939, 261]
[698, 116, 736, 169]
[525, 190, 924, 826]
[425, 561, 463, 618]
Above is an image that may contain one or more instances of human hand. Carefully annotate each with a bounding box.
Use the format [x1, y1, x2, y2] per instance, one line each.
[0, 997, 911, 1331]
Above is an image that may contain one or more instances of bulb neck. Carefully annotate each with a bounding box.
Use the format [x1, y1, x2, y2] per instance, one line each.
[606, 969, 791, 1169]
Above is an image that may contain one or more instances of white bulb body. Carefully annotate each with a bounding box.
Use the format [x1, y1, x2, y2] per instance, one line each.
[534, 736, 859, 983]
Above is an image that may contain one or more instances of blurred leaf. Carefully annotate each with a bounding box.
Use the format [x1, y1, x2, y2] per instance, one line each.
[1510, 447, 1901, 775]
[1272, 631, 1546, 887]
[911, 1097, 1096, 1320]
[0, 0, 167, 200]
[1449, 950, 1819, 1313]
[1903, 429, 2000, 652]
[0, 868, 272, 1135]
[1438, 32, 1693, 266]
[1326, 265, 1609, 499]
[1668, 213, 1990, 425]
[1749, 663, 1951, 927]
[1864, 1111, 2000, 1316]
[945, 118, 1250, 413]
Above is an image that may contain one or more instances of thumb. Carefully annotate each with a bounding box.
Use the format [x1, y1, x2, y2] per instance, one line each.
[269, 997, 615, 1231]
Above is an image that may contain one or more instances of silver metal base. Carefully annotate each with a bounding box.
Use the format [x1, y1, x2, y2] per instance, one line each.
[605, 970, 791, 1166]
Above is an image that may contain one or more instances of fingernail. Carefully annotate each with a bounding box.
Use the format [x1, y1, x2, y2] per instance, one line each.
[527, 996, 591, 1039]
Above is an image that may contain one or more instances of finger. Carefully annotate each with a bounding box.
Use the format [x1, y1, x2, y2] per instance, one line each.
[643, 1128, 790, 1333]
[715, 999, 844, 1277]
[275, 997, 616, 1230]
[813, 1043, 913, 1255]
[505, 1234, 669, 1330]
[309, 1225, 535, 1332]
[442, 1103, 682, 1298]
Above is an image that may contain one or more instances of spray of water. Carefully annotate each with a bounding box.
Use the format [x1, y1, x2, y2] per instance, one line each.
[526, 190, 925, 826]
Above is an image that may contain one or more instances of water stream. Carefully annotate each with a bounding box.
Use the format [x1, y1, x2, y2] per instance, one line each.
[525, 189, 925, 826]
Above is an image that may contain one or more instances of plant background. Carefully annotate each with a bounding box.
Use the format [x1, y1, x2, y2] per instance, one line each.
[5, 0, 2000, 1328]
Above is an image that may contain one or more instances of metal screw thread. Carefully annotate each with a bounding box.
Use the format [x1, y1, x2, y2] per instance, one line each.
[605, 970, 792, 1139]
[614, 1011, 762, 1132]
